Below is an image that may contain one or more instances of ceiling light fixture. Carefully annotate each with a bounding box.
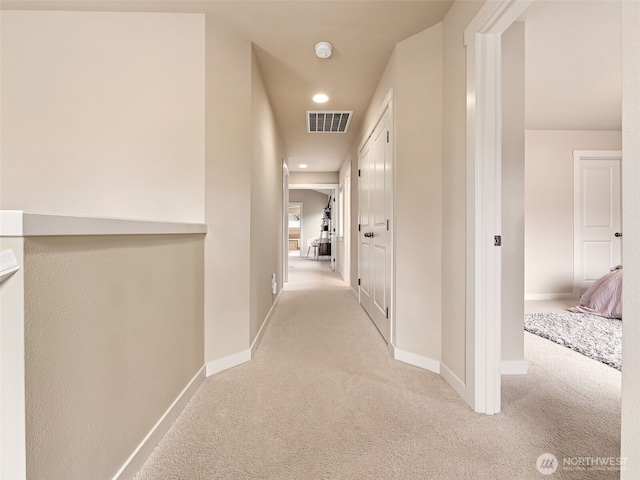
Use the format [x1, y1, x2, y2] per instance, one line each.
[299, 164, 308, 169]
[313, 93, 329, 103]
[314, 41, 333, 59]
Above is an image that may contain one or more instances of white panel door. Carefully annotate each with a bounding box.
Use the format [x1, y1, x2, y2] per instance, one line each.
[574, 152, 622, 292]
[359, 144, 373, 317]
[359, 105, 392, 342]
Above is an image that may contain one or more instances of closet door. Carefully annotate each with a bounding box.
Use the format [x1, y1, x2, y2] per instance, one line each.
[359, 104, 393, 342]
[359, 143, 374, 318]
[574, 152, 622, 292]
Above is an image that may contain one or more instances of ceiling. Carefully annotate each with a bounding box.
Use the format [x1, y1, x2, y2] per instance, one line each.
[1, 1, 622, 171]
[521, 0, 621, 131]
[1, 0, 454, 173]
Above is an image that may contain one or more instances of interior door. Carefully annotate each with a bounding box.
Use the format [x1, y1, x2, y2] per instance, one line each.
[359, 144, 373, 317]
[574, 152, 622, 292]
[359, 105, 392, 342]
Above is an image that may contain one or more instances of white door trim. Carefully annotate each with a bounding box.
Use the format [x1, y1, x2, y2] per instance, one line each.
[464, 0, 533, 415]
[341, 165, 351, 285]
[283, 162, 289, 283]
[573, 150, 622, 295]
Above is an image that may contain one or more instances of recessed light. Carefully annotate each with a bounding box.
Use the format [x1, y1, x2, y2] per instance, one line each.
[299, 164, 308, 169]
[313, 93, 329, 104]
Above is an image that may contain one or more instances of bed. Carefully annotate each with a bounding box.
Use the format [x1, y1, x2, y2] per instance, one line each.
[569, 266, 622, 319]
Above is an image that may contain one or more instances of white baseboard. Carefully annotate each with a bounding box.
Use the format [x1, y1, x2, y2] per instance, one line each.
[350, 286, 358, 300]
[525, 293, 578, 301]
[501, 360, 529, 375]
[392, 346, 440, 374]
[207, 291, 282, 378]
[251, 290, 281, 357]
[440, 362, 467, 400]
[113, 365, 205, 480]
[206, 349, 251, 377]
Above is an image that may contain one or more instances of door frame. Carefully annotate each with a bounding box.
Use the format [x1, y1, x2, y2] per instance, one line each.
[338, 165, 351, 284]
[573, 150, 622, 294]
[282, 162, 290, 283]
[289, 184, 338, 266]
[464, 0, 533, 415]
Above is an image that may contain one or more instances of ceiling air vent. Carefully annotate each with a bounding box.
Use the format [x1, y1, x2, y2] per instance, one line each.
[307, 111, 353, 133]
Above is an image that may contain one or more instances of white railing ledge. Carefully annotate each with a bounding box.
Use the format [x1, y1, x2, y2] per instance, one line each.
[0, 211, 207, 237]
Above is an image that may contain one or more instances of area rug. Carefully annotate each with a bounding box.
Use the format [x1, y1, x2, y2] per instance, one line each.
[524, 312, 622, 370]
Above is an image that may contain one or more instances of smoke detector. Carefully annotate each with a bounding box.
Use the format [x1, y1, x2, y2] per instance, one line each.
[314, 42, 333, 59]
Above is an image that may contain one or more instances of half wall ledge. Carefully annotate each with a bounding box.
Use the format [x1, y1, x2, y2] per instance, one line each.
[0, 210, 207, 237]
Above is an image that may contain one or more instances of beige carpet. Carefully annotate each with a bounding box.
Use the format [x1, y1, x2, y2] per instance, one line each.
[134, 257, 621, 479]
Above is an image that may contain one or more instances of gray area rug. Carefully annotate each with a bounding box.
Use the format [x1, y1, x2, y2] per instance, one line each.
[525, 312, 622, 370]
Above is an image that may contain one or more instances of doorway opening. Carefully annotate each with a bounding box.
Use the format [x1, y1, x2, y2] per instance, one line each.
[288, 202, 303, 257]
[467, 0, 625, 415]
[285, 185, 339, 281]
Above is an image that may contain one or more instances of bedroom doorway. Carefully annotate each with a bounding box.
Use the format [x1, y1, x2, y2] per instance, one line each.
[468, 0, 625, 415]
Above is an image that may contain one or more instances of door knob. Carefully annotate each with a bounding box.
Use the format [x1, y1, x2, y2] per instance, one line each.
[615, 232, 623, 237]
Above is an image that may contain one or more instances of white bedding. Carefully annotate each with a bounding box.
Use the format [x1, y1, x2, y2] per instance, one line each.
[569, 266, 622, 319]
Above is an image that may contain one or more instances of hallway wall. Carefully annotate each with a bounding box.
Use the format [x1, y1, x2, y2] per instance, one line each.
[23, 234, 204, 480]
[290, 171, 339, 184]
[204, 20, 285, 367]
[440, 0, 486, 385]
[394, 24, 443, 362]
[345, 22, 444, 364]
[0, 11, 207, 478]
[250, 48, 285, 344]
[0, 11, 205, 222]
[204, 19, 252, 364]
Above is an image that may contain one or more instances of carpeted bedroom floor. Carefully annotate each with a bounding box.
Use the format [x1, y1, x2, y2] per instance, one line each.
[134, 257, 621, 480]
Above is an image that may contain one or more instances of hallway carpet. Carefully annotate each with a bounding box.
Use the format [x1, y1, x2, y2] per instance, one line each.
[134, 257, 621, 479]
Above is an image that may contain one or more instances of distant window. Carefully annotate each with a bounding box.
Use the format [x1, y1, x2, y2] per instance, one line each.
[288, 213, 300, 228]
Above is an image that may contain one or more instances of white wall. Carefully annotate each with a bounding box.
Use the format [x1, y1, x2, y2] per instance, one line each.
[289, 190, 330, 258]
[394, 24, 443, 361]
[0, 11, 208, 477]
[621, 1, 640, 477]
[441, 0, 486, 383]
[501, 22, 526, 365]
[0, 11, 205, 223]
[250, 48, 284, 344]
[289, 171, 338, 184]
[204, 19, 252, 364]
[204, 23, 284, 365]
[524, 130, 621, 296]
